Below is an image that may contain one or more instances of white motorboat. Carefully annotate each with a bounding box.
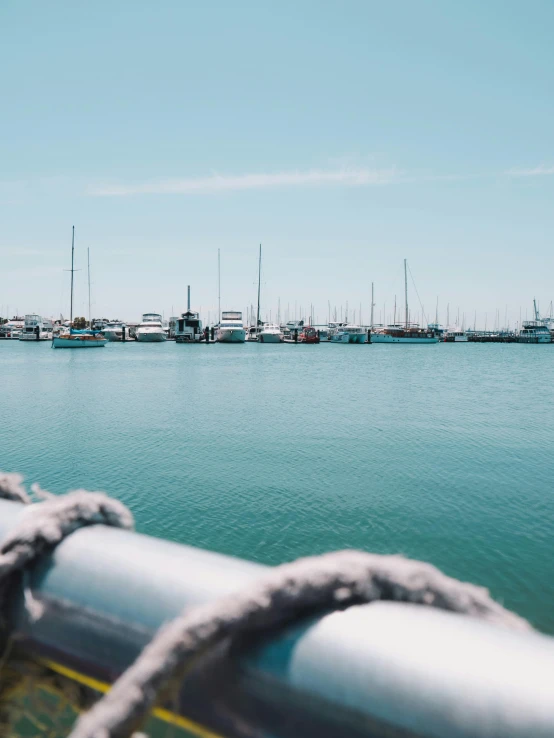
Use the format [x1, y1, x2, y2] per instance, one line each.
[19, 315, 53, 341]
[216, 311, 246, 343]
[0, 319, 24, 339]
[258, 323, 283, 343]
[102, 321, 126, 341]
[135, 313, 167, 342]
[444, 327, 469, 342]
[330, 323, 367, 344]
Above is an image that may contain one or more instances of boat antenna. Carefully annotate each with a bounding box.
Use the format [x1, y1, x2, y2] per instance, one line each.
[187, 285, 191, 311]
[533, 298, 539, 322]
[217, 249, 221, 323]
[404, 258, 408, 328]
[256, 244, 262, 328]
[435, 296, 439, 325]
[87, 246, 91, 327]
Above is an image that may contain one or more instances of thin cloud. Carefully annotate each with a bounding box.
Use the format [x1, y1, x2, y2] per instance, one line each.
[506, 164, 554, 177]
[88, 167, 401, 197]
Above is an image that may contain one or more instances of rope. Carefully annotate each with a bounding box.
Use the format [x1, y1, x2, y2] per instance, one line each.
[0, 479, 133, 623]
[0, 474, 531, 738]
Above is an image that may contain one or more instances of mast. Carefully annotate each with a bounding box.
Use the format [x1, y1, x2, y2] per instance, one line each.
[533, 298, 539, 321]
[256, 244, 262, 328]
[370, 282, 374, 328]
[70, 226, 75, 325]
[217, 249, 221, 323]
[87, 246, 91, 327]
[404, 258, 408, 328]
[187, 285, 191, 311]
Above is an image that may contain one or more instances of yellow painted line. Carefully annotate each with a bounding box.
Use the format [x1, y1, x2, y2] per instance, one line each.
[40, 658, 226, 738]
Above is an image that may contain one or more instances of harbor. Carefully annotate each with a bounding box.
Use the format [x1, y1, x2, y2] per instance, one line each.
[2, 254, 553, 346]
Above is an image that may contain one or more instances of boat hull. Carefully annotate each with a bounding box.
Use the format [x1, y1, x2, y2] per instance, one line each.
[103, 331, 124, 342]
[52, 336, 107, 348]
[19, 332, 52, 341]
[258, 333, 282, 343]
[136, 332, 167, 342]
[217, 329, 246, 343]
[518, 336, 551, 344]
[332, 333, 367, 344]
[371, 334, 439, 344]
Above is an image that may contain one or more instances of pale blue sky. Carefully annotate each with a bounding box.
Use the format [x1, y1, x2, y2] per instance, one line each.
[1, 0, 553, 327]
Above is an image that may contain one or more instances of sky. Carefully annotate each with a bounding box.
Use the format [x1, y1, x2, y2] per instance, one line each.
[1, 0, 554, 328]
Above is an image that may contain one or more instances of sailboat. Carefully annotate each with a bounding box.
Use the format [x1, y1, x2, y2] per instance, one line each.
[52, 227, 108, 348]
[370, 260, 439, 344]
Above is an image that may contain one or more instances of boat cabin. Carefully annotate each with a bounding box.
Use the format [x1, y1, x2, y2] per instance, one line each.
[175, 310, 203, 342]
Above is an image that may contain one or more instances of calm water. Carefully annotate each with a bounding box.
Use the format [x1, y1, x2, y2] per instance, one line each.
[1, 340, 553, 631]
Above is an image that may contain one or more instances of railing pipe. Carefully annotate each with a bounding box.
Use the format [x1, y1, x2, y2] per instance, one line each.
[1, 499, 553, 738]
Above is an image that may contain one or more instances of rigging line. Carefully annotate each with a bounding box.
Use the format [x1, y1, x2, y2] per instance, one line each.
[407, 263, 428, 325]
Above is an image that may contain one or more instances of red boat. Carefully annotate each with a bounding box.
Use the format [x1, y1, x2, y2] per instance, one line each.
[298, 326, 320, 344]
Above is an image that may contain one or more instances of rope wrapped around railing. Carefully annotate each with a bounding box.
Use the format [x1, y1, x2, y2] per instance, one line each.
[0, 472, 533, 738]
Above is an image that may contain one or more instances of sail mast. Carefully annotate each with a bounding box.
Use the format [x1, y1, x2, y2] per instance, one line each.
[404, 258, 408, 328]
[70, 226, 75, 325]
[217, 248, 221, 323]
[87, 246, 91, 327]
[370, 282, 374, 328]
[256, 244, 262, 328]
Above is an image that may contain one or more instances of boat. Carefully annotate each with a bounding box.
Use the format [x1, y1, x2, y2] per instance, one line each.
[371, 324, 439, 344]
[371, 260, 439, 344]
[175, 286, 204, 343]
[298, 325, 320, 344]
[518, 300, 552, 344]
[52, 228, 108, 349]
[102, 321, 126, 341]
[19, 315, 53, 341]
[175, 311, 203, 342]
[0, 319, 24, 339]
[135, 313, 167, 342]
[330, 323, 368, 344]
[258, 323, 283, 343]
[283, 320, 304, 341]
[53, 329, 109, 348]
[246, 325, 259, 341]
[518, 321, 551, 344]
[427, 322, 446, 340]
[216, 311, 246, 343]
[443, 326, 469, 342]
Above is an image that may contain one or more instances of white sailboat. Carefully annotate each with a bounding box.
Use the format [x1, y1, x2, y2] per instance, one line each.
[52, 229, 108, 348]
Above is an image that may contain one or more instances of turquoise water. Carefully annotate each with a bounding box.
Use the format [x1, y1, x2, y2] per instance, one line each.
[1, 340, 553, 632]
